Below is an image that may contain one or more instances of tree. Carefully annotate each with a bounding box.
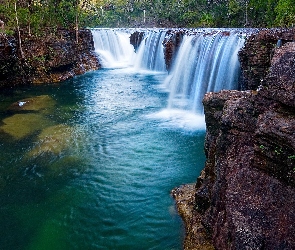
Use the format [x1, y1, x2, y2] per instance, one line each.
[275, 0, 295, 27]
[14, 1, 24, 58]
[1, 0, 295, 30]
[227, 0, 243, 27]
[248, 0, 277, 27]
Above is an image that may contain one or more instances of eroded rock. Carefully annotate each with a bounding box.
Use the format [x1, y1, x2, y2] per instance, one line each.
[239, 28, 295, 90]
[171, 184, 214, 250]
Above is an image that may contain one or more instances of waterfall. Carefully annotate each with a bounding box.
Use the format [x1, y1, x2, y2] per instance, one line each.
[133, 30, 166, 72]
[165, 31, 245, 114]
[91, 28, 246, 119]
[91, 28, 135, 68]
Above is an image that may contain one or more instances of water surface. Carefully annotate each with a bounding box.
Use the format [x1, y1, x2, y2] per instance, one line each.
[0, 68, 206, 249]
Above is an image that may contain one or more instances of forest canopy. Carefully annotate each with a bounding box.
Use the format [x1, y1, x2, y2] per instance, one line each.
[0, 0, 294, 35]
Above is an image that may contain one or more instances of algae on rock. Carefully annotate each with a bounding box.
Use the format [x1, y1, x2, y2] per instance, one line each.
[8, 95, 56, 114]
[0, 113, 51, 139]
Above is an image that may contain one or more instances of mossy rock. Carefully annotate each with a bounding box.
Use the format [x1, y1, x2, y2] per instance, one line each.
[8, 95, 56, 113]
[28, 124, 74, 157]
[0, 113, 51, 139]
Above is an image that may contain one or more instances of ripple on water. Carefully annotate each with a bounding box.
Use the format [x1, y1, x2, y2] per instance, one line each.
[0, 68, 205, 250]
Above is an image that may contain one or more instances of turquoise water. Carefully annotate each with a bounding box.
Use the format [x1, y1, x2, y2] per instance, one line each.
[0, 68, 206, 250]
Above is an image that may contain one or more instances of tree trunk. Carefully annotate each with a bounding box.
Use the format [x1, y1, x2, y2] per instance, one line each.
[75, 0, 79, 43]
[14, 1, 24, 58]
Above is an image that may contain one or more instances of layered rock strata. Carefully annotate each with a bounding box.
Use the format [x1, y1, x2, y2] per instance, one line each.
[172, 30, 295, 249]
[0, 29, 100, 88]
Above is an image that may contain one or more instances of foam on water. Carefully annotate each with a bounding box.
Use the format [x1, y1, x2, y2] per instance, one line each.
[147, 109, 206, 131]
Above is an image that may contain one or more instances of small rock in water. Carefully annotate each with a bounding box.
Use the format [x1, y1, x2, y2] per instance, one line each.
[8, 95, 56, 112]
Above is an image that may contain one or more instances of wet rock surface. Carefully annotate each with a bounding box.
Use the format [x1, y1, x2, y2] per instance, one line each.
[163, 30, 184, 71]
[0, 29, 100, 88]
[129, 31, 144, 52]
[173, 30, 295, 249]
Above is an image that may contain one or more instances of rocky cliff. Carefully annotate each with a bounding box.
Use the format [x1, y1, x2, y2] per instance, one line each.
[0, 29, 100, 88]
[172, 29, 295, 249]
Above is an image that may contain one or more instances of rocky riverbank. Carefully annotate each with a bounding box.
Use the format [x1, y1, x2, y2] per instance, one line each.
[0, 29, 100, 88]
[172, 29, 295, 249]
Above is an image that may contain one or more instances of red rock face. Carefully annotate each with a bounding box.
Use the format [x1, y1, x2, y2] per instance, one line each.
[174, 30, 295, 250]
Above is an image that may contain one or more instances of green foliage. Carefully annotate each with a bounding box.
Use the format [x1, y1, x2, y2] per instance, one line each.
[228, 0, 244, 27]
[0, 0, 294, 31]
[181, 11, 200, 27]
[275, 0, 295, 27]
[248, 0, 277, 27]
[199, 13, 214, 27]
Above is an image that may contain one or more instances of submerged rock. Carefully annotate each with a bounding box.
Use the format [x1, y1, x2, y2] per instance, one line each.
[0, 113, 51, 139]
[8, 95, 56, 113]
[28, 124, 75, 157]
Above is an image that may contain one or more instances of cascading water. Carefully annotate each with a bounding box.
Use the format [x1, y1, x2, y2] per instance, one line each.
[165, 30, 245, 114]
[133, 30, 167, 72]
[91, 28, 135, 68]
[0, 28, 250, 250]
[91, 28, 246, 127]
[91, 28, 167, 72]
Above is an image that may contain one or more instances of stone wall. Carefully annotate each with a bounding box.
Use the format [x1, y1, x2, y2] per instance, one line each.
[172, 29, 295, 250]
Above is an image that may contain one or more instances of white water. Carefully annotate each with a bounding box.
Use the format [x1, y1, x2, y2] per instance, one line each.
[91, 28, 245, 124]
[91, 29, 135, 68]
[165, 31, 245, 114]
[134, 30, 167, 72]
